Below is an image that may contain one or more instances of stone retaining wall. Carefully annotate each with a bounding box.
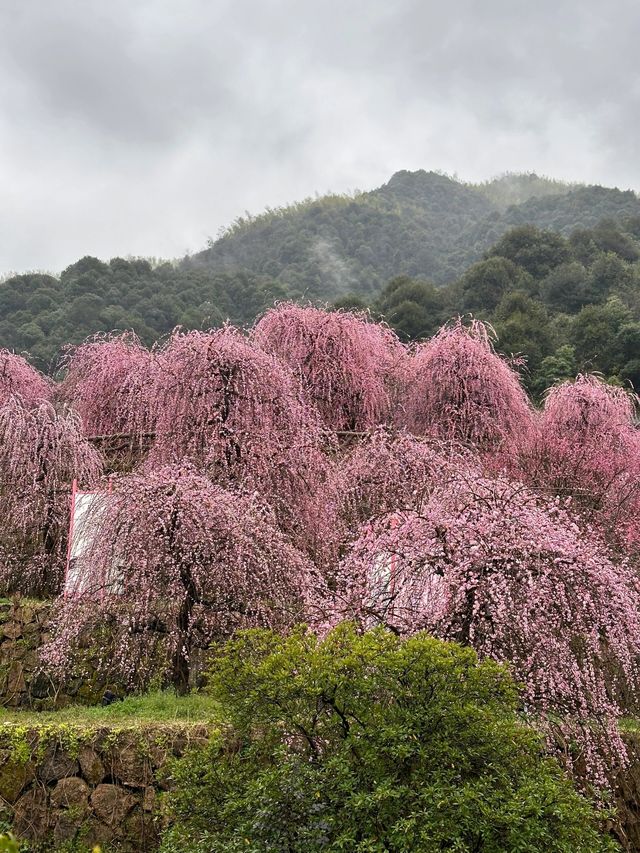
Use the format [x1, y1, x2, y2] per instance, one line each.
[0, 600, 60, 709]
[3, 724, 640, 852]
[0, 722, 209, 851]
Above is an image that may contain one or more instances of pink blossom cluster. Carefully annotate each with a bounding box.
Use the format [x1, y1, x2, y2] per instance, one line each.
[0, 349, 51, 407]
[309, 427, 471, 571]
[0, 396, 101, 594]
[42, 465, 326, 690]
[144, 326, 332, 537]
[252, 303, 405, 431]
[401, 319, 535, 454]
[57, 332, 156, 438]
[517, 374, 640, 550]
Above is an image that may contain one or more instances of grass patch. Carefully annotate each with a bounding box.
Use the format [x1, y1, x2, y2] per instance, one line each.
[0, 690, 219, 727]
[619, 718, 640, 734]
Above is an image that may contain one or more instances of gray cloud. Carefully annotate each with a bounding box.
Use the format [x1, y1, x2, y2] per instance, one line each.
[1, 0, 639, 272]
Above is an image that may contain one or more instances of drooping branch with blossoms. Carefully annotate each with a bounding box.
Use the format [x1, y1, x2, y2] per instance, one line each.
[517, 374, 640, 550]
[401, 318, 535, 456]
[145, 326, 332, 538]
[309, 427, 470, 573]
[0, 350, 51, 407]
[0, 396, 103, 595]
[252, 304, 406, 432]
[57, 332, 157, 453]
[43, 466, 327, 692]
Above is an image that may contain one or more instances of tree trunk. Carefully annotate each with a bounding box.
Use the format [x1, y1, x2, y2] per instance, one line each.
[170, 561, 199, 693]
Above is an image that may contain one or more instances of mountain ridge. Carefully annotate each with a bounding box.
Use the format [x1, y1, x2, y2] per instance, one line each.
[189, 170, 640, 296]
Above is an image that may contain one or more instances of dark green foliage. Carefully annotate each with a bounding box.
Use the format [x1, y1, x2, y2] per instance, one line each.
[194, 170, 497, 298]
[193, 174, 640, 300]
[591, 253, 636, 296]
[160, 625, 617, 853]
[588, 219, 640, 262]
[530, 345, 577, 398]
[493, 291, 554, 379]
[332, 294, 370, 311]
[569, 298, 634, 375]
[0, 258, 286, 371]
[541, 261, 599, 313]
[461, 256, 533, 311]
[375, 216, 640, 395]
[491, 186, 640, 238]
[488, 225, 572, 279]
[374, 275, 445, 340]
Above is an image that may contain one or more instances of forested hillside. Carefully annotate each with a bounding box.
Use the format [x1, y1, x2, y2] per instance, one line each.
[192, 170, 640, 295]
[0, 259, 286, 371]
[374, 218, 640, 395]
[192, 170, 496, 296]
[1, 169, 639, 394]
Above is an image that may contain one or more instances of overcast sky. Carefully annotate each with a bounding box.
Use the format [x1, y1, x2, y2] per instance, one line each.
[1, 0, 639, 274]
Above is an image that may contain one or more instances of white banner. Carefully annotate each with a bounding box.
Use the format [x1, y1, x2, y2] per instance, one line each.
[64, 489, 111, 596]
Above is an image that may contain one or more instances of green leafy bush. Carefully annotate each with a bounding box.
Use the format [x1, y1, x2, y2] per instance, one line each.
[160, 625, 617, 853]
[0, 834, 18, 853]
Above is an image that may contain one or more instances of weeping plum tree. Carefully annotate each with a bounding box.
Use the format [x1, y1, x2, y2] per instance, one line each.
[145, 327, 331, 535]
[0, 397, 103, 595]
[401, 319, 534, 454]
[333, 473, 640, 784]
[310, 427, 468, 571]
[519, 375, 640, 549]
[252, 304, 406, 432]
[0, 350, 51, 407]
[43, 466, 326, 692]
[57, 332, 156, 439]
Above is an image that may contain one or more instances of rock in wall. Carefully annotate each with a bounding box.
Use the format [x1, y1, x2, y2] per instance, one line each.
[0, 600, 62, 709]
[0, 722, 209, 851]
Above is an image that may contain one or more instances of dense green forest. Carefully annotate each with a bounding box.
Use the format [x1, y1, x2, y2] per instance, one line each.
[371, 217, 640, 395]
[1, 169, 640, 394]
[0, 258, 287, 372]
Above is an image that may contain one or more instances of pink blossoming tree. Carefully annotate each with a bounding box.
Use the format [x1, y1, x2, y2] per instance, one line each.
[401, 319, 534, 455]
[519, 375, 640, 549]
[0, 396, 103, 595]
[310, 427, 468, 572]
[0, 350, 51, 407]
[43, 466, 326, 691]
[332, 473, 640, 783]
[252, 304, 406, 432]
[58, 332, 156, 438]
[145, 327, 331, 536]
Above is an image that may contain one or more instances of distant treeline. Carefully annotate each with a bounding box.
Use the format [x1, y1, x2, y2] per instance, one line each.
[0, 258, 286, 372]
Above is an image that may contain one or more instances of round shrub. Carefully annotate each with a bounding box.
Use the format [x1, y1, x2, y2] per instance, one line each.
[160, 625, 617, 853]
